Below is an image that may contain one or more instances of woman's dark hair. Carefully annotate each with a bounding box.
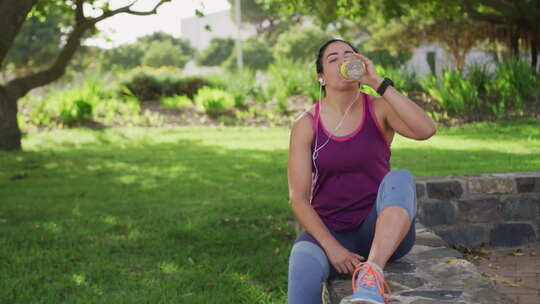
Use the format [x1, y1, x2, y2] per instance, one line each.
[316, 39, 358, 74]
[316, 39, 359, 95]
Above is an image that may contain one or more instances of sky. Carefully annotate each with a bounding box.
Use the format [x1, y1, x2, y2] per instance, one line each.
[85, 0, 231, 48]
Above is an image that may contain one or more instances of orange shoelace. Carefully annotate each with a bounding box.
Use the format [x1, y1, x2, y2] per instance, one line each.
[351, 262, 392, 302]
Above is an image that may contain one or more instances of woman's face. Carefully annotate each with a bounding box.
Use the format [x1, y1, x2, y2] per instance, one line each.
[319, 41, 358, 91]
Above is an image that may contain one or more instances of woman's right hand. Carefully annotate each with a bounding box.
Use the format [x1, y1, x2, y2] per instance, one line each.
[326, 244, 365, 274]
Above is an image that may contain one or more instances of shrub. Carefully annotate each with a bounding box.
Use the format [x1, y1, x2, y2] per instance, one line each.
[420, 70, 480, 116]
[466, 62, 492, 95]
[121, 67, 211, 101]
[161, 95, 192, 109]
[206, 69, 263, 107]
[265, 59, 319, 112]
[21, 77, 142, 127]
[194, 87, 235, 116]
[487, 58, 540, 116]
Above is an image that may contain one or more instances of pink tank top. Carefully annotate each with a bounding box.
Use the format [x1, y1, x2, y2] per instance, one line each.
[309, 93, 391, 231]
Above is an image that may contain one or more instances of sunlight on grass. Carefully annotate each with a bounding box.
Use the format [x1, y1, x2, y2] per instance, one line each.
[0, 121, 538, 303]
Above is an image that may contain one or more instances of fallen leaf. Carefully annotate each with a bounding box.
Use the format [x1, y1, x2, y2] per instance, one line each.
[207, 282, 216, 286]
[183, 293, 193, 297]
[188, 257, 195, 265]
[275, 247, 280, 255]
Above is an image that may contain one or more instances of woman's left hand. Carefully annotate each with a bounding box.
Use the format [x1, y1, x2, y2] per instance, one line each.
[352, 53, 384, 90]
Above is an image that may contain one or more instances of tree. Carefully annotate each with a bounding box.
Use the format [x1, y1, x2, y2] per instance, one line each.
[228, 0, 302, 45]
[136, 31, 195, 57]
[273, 27, 333, 62]
[4, 9, 71, 76]
[224, 37, 274, 71]
[101, 32, 194, 71]
[263, 0, 540, 71]
[459, 0, 540, 70]
[196, 38, 235, 66]
[142, 40, 189, 68]
[0, 0, 170, 150]
[101, 43, 145, 70]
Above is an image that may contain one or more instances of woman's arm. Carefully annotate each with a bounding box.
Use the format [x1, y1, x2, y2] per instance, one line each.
[288, 114, 364, 274]
[355, 53, 436, 140]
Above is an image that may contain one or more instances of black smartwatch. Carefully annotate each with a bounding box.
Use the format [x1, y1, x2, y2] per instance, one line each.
[376, 78, 394, 96]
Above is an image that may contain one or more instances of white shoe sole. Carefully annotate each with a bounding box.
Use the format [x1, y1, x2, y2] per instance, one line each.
[348, 299, 383, 304]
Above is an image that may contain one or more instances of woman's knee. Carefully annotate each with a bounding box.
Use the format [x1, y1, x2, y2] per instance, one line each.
[289, 241, 330, 279]
[377, 169, 417, 221]
[384, 169, 414, 185]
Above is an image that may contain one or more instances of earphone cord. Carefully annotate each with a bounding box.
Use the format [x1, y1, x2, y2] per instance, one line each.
[310, 89, 361, 203]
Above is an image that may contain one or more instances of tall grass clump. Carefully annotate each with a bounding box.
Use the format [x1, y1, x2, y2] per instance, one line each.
[420, 70, 480, 116]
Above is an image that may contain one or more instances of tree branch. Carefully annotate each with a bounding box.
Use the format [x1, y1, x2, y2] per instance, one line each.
[91, 0, 171, 24]
[6, 0, 169, 98]
[0, 0, 37, 68]
[75, 0, 86, 24]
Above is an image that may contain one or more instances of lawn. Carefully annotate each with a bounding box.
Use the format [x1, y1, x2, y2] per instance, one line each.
[0, 120, 538, 303]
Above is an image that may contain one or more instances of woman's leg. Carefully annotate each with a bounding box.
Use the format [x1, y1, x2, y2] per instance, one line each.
[348, 169, 417, 303]
[288, 233, 330, 304]
[368, 169, 417, 269]
[357, 169, 416, 269]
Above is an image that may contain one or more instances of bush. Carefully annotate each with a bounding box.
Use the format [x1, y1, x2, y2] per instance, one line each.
[206, 69, 263, 107]
[487, 58, 540, 116]
[420, 70, 480, 116]
[197, 38, 235, 66]
[273, 27, 333, 62]
[466, 62, 492, 96]
[265, 59, 319, 112]
[21, 77, 142, 127]
[161, 95, 192, 109]
[121, 67, 211, 101]
[224, 38, 274, 71]
[194, 87, 235, 116]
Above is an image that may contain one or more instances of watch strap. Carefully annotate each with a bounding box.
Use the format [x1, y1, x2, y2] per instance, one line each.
[376, 78, 394, 96]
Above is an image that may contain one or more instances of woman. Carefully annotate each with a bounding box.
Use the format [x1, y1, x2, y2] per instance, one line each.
[287, 39, 436, 304]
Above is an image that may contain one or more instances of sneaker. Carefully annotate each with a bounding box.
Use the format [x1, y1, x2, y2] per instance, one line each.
[349, 262, 391, 303]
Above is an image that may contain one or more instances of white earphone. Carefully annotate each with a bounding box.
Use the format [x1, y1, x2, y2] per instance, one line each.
[309, 80, 361, 203]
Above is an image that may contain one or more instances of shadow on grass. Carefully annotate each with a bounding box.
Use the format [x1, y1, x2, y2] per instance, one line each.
[0, 128, 538, 303]
[0, 134, 292, 303]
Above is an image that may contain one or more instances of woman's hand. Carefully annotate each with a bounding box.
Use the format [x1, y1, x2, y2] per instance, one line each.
[326, 244, 365, 274]
[352, 53, 384, 90]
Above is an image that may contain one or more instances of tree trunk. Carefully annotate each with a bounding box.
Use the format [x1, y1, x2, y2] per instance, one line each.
[531, 38, 538, 72]
[0, 86, 22, 150]
[510, 31, 519, 57]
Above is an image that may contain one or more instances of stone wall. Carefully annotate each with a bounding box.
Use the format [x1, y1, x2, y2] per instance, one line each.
[326, 223, 517, 304]
[416, 171, 540, 247]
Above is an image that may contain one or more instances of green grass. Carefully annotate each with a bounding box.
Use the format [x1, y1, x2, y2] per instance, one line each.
[0, 120, 539, 303]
